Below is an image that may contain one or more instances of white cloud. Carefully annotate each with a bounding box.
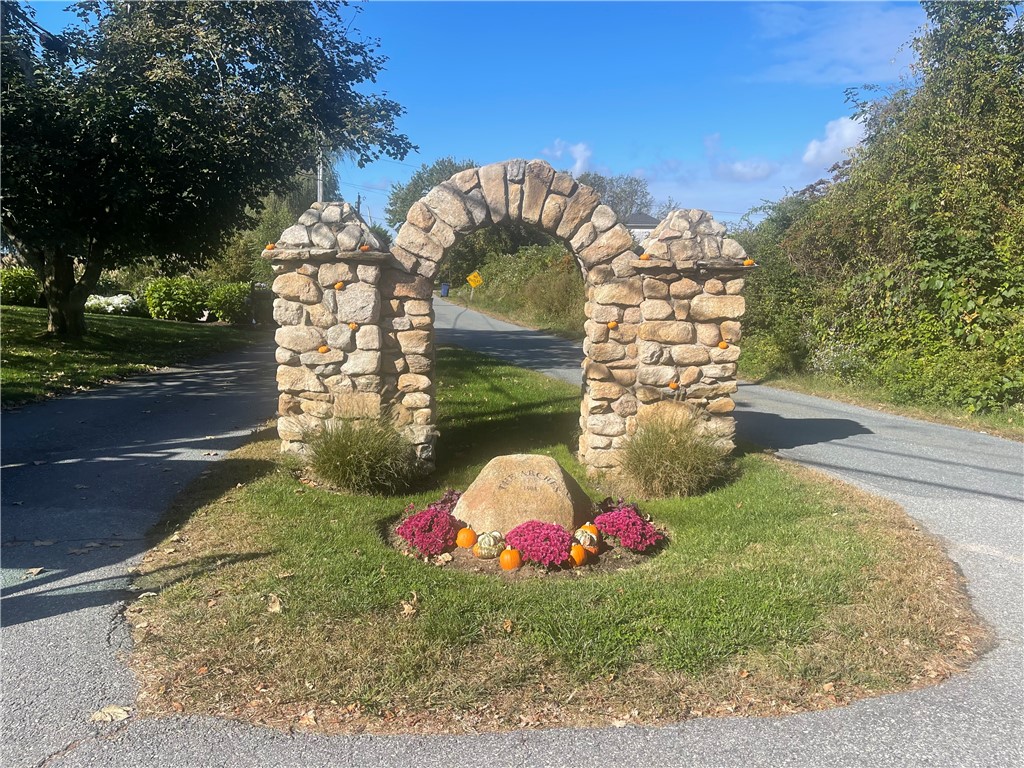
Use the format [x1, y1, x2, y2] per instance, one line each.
[750, 2, 925, 85]
[714, 159, 780, 183]
[802, 117, 865, 167]
[542, 139, 592, 176]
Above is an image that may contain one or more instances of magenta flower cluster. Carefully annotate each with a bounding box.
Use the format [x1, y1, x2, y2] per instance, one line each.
[593, 500, 664, 553]
[506, 520, 573, 567]
[396, 490, 463, 557]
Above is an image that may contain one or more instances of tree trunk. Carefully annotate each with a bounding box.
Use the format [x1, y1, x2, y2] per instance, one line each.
[34, 247, 105, 338]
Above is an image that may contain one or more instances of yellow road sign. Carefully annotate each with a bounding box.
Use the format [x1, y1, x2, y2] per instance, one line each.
[466, 271, 483, 288]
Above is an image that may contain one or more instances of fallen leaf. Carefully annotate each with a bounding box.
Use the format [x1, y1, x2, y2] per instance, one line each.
[739, 669, 750, 679]
[171, 702, 184, 713]
[400, 591, 419, 618]
[74, 484, 89, 490]
[197, 666, 209, 676]
[24, 567, 44, 577]
[137, 592, 158, 600]
[170, 533, 182, 542]
[163, 548, 177, 554]
[267, 593, 283, 613]
[502, 618, 513, 633]
[207, 599, 218, 608]
[276, 571, 294, 579]
[136, 621, 149, 629]
[33, 540, 54, 547]
[612, 719, 628, 728]
[89, 705, 131, 723]
[822, 682, 835, 692]
[298, 709, 317, 726]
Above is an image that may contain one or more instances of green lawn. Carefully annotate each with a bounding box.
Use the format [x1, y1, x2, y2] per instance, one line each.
[1, 306, 260, 406]
[129, 347, 982, 733]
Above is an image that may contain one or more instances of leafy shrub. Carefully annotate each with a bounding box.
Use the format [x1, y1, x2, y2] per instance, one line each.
[620, 410, 733, 498]
[0, 267, 40, 306]
[593, 500, 664, 553]
[304, 418, 416, 495]
[521, 252, 586, 331]
[145, 276, 209, 321]
[505, 520, 573, 568]
[84, 293, 147, 316]
[396, 492, 462, 556]
[208, 282, 251, 324]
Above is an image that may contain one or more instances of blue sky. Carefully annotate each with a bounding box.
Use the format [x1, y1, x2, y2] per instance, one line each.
[31, 0, 927, 228]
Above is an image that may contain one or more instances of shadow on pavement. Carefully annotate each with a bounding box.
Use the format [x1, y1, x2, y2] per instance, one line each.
[436, 329, 582, 372]
[0, 342, 278, 628]
[734, 410, 873, 449]
[0, 551, 270, 627]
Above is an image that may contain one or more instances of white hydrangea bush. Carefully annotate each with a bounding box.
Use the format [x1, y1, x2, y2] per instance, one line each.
[84, 294, 144, 315]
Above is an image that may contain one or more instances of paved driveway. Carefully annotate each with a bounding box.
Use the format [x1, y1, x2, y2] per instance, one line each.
[1, 306, 1021, 766]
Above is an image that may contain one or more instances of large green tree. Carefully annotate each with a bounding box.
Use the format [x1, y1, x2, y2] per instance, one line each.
[1, 1, 413, 336]
[576, 172, 655, 219]
[744, 1, 1023, 410]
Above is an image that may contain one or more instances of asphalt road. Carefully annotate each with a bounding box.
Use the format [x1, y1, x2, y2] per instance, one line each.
[1, 303, 1021, 767]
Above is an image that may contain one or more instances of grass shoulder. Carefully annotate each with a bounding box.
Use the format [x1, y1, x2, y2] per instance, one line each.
[127, 346, 985, 734]
[1, 306, 263, 407]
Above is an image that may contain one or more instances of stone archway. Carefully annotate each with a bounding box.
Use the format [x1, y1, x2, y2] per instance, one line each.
[266, 159, 752, 475]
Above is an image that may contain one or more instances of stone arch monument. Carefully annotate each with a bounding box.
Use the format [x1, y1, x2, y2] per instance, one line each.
[266, 159, 752, 475]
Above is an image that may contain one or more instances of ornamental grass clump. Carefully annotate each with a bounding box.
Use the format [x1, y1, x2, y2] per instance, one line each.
[396, 494, 462, 557]
[620, 410, 733, 498]
[594, 499, 664, 553]
[505, 520, 574, 568]
[304, 418, 416, 495]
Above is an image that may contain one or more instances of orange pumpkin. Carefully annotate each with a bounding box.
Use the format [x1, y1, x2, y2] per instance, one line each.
[499, 548, 522, 571]
[743, 258, 755, 266]
[348, 322, 359, 331]
[317, 345, 330, 354]
[456, 527, 477, 548]
[718, 341, 730, 349]
[639, 253, 651, 261]
[569, 544, 588, 567]
[359, 244, 371, 252]
[265, 243, 276, 251]
[668, 381, 679, 390]
[334, 281, 345, 290]
[607, 321, 618, 330]
[580, 523, 600, 541]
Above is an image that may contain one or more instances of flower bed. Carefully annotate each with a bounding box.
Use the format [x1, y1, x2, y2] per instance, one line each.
[392, 491, 666, 575]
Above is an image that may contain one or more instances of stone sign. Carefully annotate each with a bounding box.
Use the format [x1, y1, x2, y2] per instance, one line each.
[452, 454, 593, 534]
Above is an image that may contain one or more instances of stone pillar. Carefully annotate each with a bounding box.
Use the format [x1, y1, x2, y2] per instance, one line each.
[267, 202, 391, 453]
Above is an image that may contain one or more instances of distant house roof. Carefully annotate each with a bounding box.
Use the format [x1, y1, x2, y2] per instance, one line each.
[624, 212, 659, 229]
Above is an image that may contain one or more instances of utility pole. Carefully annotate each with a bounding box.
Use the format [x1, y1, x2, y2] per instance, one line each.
[316, 143, 324, 203]
[356, 194, 362, 214]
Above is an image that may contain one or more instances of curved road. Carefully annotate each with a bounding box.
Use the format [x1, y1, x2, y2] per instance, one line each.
[1, 303, 1021, 767]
